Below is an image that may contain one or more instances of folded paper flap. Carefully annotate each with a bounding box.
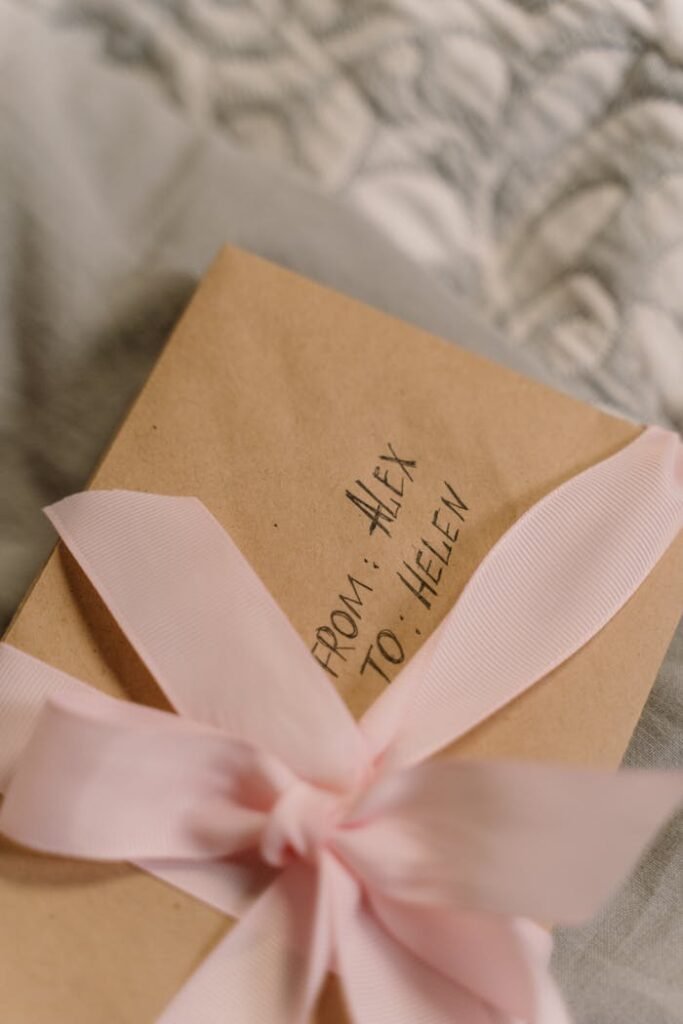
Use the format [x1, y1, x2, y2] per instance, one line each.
[2, 245, 682, 1024]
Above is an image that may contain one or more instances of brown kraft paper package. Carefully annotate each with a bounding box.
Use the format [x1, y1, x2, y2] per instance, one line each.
[1, 246, 682, 1023]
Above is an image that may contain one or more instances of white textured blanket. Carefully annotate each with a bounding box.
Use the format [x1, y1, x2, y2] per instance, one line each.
[15, 0, 683, 431]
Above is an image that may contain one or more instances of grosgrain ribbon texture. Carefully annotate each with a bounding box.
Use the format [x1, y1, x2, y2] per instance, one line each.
[0, 425, 682, 1024]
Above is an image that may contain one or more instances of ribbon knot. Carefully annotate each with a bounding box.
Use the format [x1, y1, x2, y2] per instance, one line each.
[260, 779, 348, 867]
[0, 426, 682, 1024]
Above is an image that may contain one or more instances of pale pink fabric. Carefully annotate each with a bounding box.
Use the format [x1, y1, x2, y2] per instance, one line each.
[0, 425, 682, 1024]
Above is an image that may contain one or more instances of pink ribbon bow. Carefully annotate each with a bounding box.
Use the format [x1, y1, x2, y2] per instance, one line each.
[1, 426, 682, 1024]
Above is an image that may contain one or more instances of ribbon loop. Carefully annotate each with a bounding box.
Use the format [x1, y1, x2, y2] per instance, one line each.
[337, 758, 683, 925]
[0, 687, 283, 863]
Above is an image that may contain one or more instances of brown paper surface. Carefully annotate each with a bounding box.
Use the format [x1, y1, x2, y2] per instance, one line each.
[1, 246, 682, 1023]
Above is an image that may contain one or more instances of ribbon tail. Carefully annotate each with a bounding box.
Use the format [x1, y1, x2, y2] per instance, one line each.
[369, 896, 571, 1024]
[514, 920, 572, 1024]
[367, 895, 544, 1022]
[362, 426, 683, 768]
[157, 864, 329, 1024]
[327, 854, 502, 1024]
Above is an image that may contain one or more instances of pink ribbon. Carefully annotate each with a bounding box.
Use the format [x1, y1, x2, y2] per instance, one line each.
[1, 425, 682, 1024]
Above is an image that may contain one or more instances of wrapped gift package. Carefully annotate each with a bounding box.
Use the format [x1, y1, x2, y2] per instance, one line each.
[1, 246, 682, 1022]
